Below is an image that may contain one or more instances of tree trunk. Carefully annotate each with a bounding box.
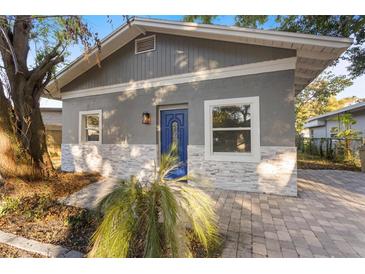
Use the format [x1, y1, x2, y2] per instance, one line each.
[0, 82, 53, 178]
[13, 80, 54, 175]
[28, 104, 54, 174]
[0, 87, 22, 177]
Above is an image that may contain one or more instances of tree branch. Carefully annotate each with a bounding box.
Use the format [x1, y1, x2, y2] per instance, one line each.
[29, 54, 64, 99]
[12, 15, 32, 72]
[0, 25, 19, 74]
[34, 40, 62, 72]
[0, 16, 17, 84]
[31, 54, 63, 83]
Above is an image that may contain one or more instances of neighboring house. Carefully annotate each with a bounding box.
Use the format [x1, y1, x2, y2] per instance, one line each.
[41, 107, 62, 147]
[47, 18, 351, 196]
[303, 102, 365, 138]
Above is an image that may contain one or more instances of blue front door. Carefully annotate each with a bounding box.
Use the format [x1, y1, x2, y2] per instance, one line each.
[160, 109, 188, 178]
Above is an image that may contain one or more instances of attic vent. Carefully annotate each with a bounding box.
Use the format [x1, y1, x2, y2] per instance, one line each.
[135, 35, 156, 54]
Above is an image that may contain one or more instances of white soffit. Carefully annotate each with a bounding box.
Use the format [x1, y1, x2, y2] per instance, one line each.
[47, 17, 353, 99]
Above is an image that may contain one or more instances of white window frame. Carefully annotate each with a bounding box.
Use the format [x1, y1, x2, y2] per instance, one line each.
[79, 109, 102, 144]
[204, 96, 260, 162]
[135, 35, 156, 55]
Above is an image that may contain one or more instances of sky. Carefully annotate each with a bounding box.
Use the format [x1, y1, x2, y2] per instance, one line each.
[40, 15, 365, 108]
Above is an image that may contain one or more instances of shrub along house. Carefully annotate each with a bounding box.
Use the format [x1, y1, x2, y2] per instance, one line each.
[47, 18, 352, 196]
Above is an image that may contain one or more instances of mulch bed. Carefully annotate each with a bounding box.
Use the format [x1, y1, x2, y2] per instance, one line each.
[0, 243, 44, 258]
[0, 195, 221, 258]
[0, 195, 99, 254]
[0, 172, 102, 256]
[0, 172, 102, 199]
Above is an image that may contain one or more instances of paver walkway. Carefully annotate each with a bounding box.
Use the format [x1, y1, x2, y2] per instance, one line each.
[60, 178, 119, 209]
[62, 169, 365, 258]
[214, 170, 365, 258]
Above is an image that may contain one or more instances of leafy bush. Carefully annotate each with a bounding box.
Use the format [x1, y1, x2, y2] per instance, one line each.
[89, 147, 220, 258]
[1, 195, 55, 219]
[0, 196, 20, 217]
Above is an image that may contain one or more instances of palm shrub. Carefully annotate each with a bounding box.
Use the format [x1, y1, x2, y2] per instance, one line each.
[336, 113, 361, 163]
[88, 146, 220, 258]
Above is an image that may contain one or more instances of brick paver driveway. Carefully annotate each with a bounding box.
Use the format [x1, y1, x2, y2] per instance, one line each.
[211, 169, 365, 258]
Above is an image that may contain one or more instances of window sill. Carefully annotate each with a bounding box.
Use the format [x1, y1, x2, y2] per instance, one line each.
[79, 141, 102, 145]
[204, 152, 261, 163]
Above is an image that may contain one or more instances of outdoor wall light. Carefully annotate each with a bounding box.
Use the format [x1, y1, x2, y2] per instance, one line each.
[142, 112, 151, 124]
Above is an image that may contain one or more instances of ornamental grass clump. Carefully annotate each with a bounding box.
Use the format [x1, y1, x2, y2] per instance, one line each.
[88, 146, 220, 258]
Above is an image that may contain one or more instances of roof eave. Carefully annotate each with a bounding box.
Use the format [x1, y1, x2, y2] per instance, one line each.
[46, 17, 353, 99]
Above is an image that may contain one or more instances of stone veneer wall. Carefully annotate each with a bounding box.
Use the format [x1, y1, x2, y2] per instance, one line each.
[62, 144, 297, 196]
[188, 146, 297, 196]
[61, 144, 157, 180]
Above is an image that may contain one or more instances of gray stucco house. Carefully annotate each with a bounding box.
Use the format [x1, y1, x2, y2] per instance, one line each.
[48, 18, 352, 196]
[304, 102, 365, 138]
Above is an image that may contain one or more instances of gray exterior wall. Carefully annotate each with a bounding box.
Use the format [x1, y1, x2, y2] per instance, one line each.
[62, 70, 295, 147]
[311, 126, 327, 138]
[41, 110, 62, 126]
[61, 32, 295, 92]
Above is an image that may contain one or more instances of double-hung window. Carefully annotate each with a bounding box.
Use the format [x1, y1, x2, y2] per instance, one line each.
[204, 97, 260, 162]
[79, 110, 102, 144]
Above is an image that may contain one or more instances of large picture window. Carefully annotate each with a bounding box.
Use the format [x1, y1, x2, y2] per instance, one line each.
[204, 97, 260, 162]
[79, 110, 102, 144]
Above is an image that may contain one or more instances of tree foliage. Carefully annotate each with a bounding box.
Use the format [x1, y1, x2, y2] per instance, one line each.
[326, 96, 361, 112]
[295, 73, 353, 133]
[183, 16, 219, 24]
[234, 15, 269, 28]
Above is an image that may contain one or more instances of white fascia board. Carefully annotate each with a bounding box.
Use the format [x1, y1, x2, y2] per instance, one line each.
[304, 119, 326, 128]
[134, 18, 353, 49]
[61, 57, 296, 100]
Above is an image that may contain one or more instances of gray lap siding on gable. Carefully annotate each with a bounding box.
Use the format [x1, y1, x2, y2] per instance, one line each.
[62, 70, 295, 147]
[61, 32, 296, 92]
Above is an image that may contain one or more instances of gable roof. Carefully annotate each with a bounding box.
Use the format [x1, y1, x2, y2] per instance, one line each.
[47, 17, 353, 99]
[305, 102, 365, 128]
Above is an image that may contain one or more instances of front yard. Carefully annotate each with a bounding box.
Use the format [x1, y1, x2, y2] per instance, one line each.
[1, 167, 365, 258]
[0, 195, 98, 254]
[0, 170, 222, 258]
[0, 172, 101, 257]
